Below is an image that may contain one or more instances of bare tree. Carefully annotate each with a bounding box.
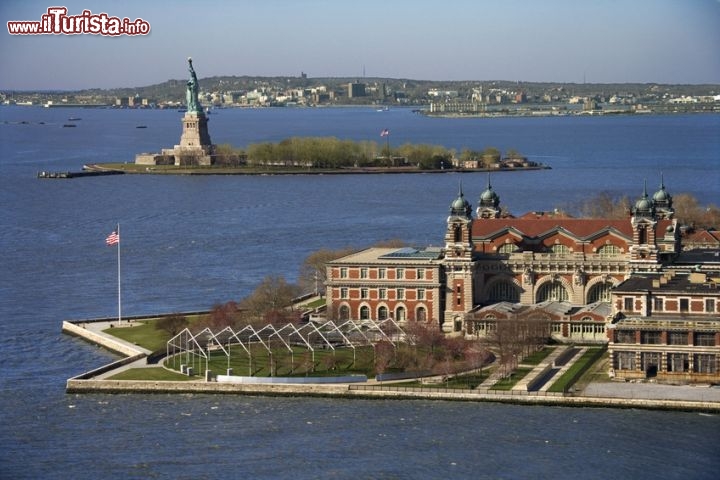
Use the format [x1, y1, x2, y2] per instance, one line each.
[155, 313, 188, 336]
[298, 247, 358, 295]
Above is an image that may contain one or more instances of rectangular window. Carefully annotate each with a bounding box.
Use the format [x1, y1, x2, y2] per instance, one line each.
[417, 288, 425, 300]
[706, 299, 716, 314]
[615, 330, 635, 344]
[668, 331, 688, 345]
[680, 298, 689, 313]
[379, 288, 387, 300]
[396, 268, 405, 279]
[360, 288, 369, 299]
[694, 354, 717, 374]
[340, 267, 348, 279]
[397, 288, 405, 300]
[615, 351, 636, 370]
[653, 297, 663, 312]
[360, 268, 368, 279]
[417, 268, 425, 280]
[552, 323, 562, 333]
[624, 297, 634, 312]
[340, 288, 348, 299]
[695, 332, 716, 347]
[667, 353, 689, 373]
[640, 331, 661, 344]
[378, 268, 386, 280]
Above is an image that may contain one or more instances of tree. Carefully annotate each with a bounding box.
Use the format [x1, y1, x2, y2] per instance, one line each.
[298, 247, 359, 296]
[572, 191, 630, 219]
[239, 275, 301, 324]
[374, 340, 395, 376]
[673, 194, 720, 229]
[155, 313, 188, 336]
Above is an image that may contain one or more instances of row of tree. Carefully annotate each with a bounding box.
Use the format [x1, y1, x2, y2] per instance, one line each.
[566, 191, 720, 229]
[213, 138, 521, 170]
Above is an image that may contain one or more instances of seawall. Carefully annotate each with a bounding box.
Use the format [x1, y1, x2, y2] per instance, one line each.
[64, 378, 720, 412]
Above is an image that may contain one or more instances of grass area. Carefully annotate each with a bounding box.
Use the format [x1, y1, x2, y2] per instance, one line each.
[165, 344, 381, 378]
[521, 347, 555, 365]
[301, 298, 326, 309]
[547, 348, 604, 393]
[401, 372, 488, 390]
[103, 321, 170, 352]
[103, 315, 205, 352]
[489, 367, 533, 390]
[107, 367, 193, 381]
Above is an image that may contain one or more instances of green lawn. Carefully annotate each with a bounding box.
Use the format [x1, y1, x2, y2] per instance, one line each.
[164, 344, 380, 378]
[103, 321, 169, 352]
[103, 315, 205, 352]
[489, 367, 533, 390]
[547, 348, 604, 393]
[521, 347, 555, 365]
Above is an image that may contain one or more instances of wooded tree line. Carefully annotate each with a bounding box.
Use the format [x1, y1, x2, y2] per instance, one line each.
[214, 138, 518, 170]
[566, 191, 720, 229]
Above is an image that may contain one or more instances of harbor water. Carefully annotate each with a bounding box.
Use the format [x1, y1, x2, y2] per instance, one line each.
[1, 106, 719, 479]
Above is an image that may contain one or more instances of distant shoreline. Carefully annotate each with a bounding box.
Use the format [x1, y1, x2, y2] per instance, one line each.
[83, 163, 552, 177]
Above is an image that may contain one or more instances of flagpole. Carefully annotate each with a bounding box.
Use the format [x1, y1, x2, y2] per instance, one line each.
[117, 222, 122, 323]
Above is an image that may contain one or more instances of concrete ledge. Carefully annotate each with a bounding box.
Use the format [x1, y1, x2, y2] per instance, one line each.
[63, 379, 720, 412]
[216, 374, 368, 384]
[62, 321, 151, 357]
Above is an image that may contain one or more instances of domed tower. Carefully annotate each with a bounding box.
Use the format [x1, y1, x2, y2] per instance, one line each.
[443, 183, 475, 333]
[652, 173, 674, 219]
[445, 182, 473, 258]
[630, 180, 659, 266]
[476, 174, 501, 219]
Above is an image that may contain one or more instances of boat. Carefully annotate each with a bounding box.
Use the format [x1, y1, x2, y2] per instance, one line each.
[136, 125, 147, 129]
[68, 117, 81, 121]
[62, 124, 77, 128]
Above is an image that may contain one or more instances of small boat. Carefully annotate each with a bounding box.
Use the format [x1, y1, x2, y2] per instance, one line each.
[68, 117, 81, 121]
[136, 125, 147, 129]
[62, 124, 77, 128]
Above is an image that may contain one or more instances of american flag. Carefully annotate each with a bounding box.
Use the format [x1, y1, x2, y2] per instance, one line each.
[106, 231, 119, 246]
[380, 128, 389, 137]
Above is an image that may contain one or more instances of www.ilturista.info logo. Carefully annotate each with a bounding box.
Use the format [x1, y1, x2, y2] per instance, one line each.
[7, 7, 150, 36]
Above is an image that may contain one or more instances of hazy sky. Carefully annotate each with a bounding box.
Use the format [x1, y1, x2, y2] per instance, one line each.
[1, 0, 719, 90]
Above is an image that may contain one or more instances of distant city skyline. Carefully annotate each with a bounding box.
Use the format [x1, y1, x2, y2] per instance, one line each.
[1, 0, 719, 90]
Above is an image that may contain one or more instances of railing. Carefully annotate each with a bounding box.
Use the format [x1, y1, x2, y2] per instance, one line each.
[349, 384, 565, 397]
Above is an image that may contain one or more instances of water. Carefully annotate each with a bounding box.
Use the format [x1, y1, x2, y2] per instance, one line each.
[1, 106, 719, 479]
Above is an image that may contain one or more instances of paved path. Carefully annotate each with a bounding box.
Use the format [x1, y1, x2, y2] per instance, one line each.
[581, 381, 720, 402]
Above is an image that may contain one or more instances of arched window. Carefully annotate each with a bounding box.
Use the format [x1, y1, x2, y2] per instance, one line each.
[339, 305, 350, 321]
[536, 281, 569, 302]
[360, 305, 370, 320]
[487, 280, 520, 303]
[417, 307, 427, 322]
[597, 245, 620, 257]
[396, 306, 406, 322]
[378, 305, 388, 321]
[498, 243, 516, 254]
[588, 281, 613, 303]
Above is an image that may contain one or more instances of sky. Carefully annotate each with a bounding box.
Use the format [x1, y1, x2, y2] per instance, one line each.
[1, 0, 719, 90]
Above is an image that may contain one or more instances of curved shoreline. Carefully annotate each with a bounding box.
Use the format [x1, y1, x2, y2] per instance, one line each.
[62, 320, 720, 412]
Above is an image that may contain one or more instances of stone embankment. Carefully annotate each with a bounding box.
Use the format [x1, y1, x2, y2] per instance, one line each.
[62, 319, 720, 412]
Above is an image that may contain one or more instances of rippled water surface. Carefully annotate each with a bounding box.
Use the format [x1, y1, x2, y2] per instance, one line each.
[1, 107, 719, 479]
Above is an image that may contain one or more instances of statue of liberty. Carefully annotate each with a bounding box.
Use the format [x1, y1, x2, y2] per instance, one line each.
[186, 57, 202, 114]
